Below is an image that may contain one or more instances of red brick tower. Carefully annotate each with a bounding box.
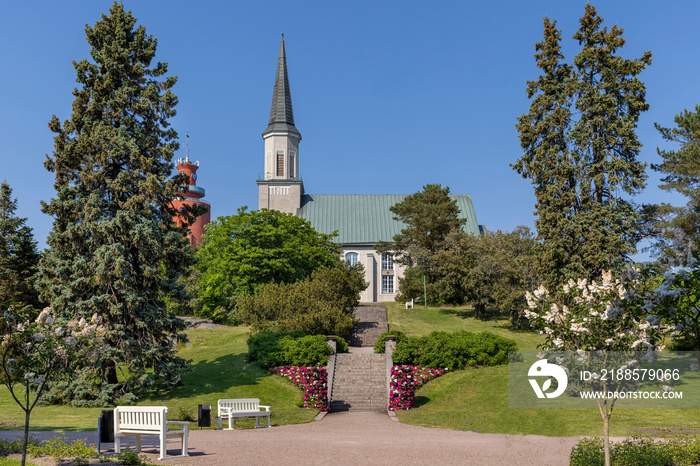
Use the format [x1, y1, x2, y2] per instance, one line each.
[172, 138, 210, 247]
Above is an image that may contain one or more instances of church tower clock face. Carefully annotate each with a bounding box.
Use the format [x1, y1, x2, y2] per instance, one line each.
[192, 172, 197, 182]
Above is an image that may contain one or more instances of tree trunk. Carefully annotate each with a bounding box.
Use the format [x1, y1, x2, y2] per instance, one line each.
[474, 303, 485, 319]
[22, 408, 30, 466]
[104, 360, 119, 385]
[604, 414, 611, 466]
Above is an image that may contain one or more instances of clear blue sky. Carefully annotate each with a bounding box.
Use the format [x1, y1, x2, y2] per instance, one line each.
[1, 1, 697, 253]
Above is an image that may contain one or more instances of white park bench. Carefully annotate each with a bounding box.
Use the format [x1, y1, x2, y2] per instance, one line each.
[217, 398, 271, 429]
[114, 406, 189, 460]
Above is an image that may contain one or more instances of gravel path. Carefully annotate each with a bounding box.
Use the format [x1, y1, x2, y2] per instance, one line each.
[1, 411, 580, 465]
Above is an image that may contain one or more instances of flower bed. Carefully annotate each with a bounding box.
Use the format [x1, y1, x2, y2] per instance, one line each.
[389, 365, 447, 410]
[270, 366, 328, 411]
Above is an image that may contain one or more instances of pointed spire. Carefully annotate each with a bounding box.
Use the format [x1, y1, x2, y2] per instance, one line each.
[262, 35, 301, 139]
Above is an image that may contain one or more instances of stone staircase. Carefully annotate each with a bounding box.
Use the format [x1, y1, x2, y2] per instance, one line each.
[329, 305, 388, 412]
[329, 353, 387, 412]
[348, 305, 389, 347]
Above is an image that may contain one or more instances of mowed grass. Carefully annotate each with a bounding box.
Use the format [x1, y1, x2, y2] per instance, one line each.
[386, 302, 700, 437]
[0, 326, 317, 431]
[0, 459, 40, 466]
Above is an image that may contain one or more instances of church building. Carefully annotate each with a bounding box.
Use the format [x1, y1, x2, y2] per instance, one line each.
[257, 38, 484, 303]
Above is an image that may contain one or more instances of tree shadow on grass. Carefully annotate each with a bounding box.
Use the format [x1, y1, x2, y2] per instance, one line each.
[413, 395, 431, 409]
[437, 307, 503, 322]
[148, 351, 272, 401]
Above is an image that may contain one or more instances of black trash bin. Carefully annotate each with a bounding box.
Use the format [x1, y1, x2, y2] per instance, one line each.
[100, 410, 114, 443]
[198, 404, 211, 428]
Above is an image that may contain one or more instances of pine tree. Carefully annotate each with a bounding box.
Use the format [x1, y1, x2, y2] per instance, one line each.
[0, 181, 41, 312]
[513, 17, 578, 289]
[377, 183, 465, 301]
[653, 105, 700, 244]
[37, 2, 197, 402]
[514, 6, 651, 288]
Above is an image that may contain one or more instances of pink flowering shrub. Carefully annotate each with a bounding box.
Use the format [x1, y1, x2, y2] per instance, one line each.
[389, 365, 446, 411]
[270, 366, 328, 411]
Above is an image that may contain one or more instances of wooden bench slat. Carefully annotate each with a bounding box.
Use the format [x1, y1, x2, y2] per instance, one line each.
[114, 406, 189, 460]
[217, 398, 271, 429]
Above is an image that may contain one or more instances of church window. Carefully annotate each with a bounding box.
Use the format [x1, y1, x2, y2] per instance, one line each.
[381, 253, 394, 271]
[276, 150, 285, 176]
[289, 151, 296, 178]
[382, 275, 394, 294]
[346, 252, 358, 267]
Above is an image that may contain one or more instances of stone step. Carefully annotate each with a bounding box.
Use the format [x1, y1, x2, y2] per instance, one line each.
[334, 369, 385, 374]
[332, 395, 386, 400]
[330, 305, 388, 412]
[349, 305, 388, 347]
[330, 400, 386, 406]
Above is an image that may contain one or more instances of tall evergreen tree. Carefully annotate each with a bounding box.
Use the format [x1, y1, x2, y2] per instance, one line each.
[514, 5, 651, 288]
[377, 183, 465, 301]
[0, 182, 41, 312]
[513, 17, 578, 289]
[37, 2, 198, 402]
[652, 105, 700, 245]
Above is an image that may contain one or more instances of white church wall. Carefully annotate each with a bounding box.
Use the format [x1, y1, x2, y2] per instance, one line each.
[341, 245, 405, 304]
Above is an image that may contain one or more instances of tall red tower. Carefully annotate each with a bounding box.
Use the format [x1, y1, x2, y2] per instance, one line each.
[172, 138, 210, 247]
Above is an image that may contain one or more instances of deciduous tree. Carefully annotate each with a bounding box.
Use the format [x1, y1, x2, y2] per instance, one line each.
[432, 227, 538, 321]
[197, 207, 342, 322]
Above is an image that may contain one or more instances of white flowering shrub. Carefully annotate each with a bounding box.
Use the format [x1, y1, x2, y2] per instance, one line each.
[1, 306, 106, 464]
[524, 269, 668, 354]
[523, 269, 672, 466]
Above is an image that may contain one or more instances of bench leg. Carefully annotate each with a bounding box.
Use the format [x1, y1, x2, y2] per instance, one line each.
[115, 436, 121, 454]
[256, 417, 260, 428]
[159, 434, 166, 460]
[135, 434, 141, 453]
[267, 415, 270, 428]
[218, 416, 222, 430]
[182, 431, 189, 457]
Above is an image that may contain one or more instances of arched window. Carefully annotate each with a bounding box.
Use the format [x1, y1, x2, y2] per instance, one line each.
[345, 252, 358, 267]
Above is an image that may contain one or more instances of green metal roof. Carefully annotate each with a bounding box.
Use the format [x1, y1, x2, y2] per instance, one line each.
[298, 194, 482, 244]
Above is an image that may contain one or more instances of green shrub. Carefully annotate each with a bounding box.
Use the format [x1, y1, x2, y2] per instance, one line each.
[570, 436, 700, 466]
[335, 336, 349, 353]
[247, 331, 304, 368]
[0, 436, 39, 457]
[116, 447, 148, 465]
[247, 332, 333, 367]
[26, 433, 96, 463]
[374, 330, 407, 353]
[237, 266, 366, 340]
[392, 331, 517, 370]
[282, 335, 334, 366]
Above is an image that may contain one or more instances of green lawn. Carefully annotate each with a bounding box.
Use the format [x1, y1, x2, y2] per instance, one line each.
[386, 303, 700, 437]
[0, 327, 317, 432]
[0, 459, 40, 466]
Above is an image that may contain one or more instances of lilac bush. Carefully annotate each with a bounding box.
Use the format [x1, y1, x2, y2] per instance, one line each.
[270, 366, 328, 411]
[1, 306, 106, 465]
[389, 365, 446, 411]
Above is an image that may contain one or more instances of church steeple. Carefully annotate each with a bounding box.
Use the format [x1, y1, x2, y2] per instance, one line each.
[258, 35, 304, 214]
[263, 35, 301, 140]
